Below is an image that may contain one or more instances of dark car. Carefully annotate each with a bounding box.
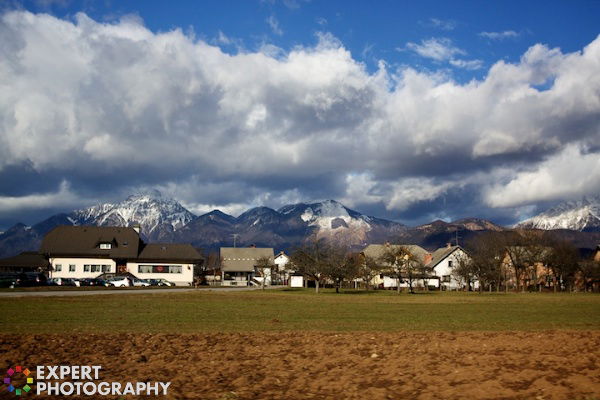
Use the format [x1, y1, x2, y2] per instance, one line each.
[15, 272, 48, 287]
[0, 273, 18, 288]
[80, 278, 109, 287]
[148, 278, 175, 286]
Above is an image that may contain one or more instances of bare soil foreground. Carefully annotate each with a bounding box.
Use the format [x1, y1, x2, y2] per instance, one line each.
[2, 331, 599, 400]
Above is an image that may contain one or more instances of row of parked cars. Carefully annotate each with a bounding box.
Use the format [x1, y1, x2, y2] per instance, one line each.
[0, 272, 175, 288]
[50, 277, 175, 287]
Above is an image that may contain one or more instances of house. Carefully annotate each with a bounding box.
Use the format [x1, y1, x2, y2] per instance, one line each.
[360, 243, 474, 290]
[127, 243, 200, 286]
[220, 246, 274, 286]
[361, 243, 433, 289]
[500, 246, 552, 291]
[428, 244, 476, 290]
[274, 251, 292, 285]
[0, 252, 50, 274]
[39, 226, 202, 286]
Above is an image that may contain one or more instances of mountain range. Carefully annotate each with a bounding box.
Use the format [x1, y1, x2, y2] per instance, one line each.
[516, 196, 600, 232]
[0, 192, 599, 258]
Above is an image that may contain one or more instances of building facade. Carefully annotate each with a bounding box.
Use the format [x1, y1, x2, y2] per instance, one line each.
[40, 226, 202, 286]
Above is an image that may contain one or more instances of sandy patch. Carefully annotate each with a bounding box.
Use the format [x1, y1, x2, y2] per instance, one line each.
[1, 331, 599, 399]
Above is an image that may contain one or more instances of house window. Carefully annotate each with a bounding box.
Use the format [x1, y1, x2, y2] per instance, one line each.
[90, 265, 101, 273]
[448, 260, 453, 268]
[55, 264, 62, 272]
[442, 275, 451, 283]
[99, 243, 112, 249]
[138, 265, 183, 274]
[69, 264, 76, 272]
[84, 265, 90, 272]
[101, 265, 111, 273]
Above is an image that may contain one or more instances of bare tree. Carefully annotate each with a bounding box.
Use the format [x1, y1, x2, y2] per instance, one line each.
[543, 237, 580, 292]
[254, 256, 274, 290]
[290, 239, 329, 293]
[417, 262, 433, 291]
[504, 230, 547, 292]
[357, 254, 384, 290]
[578, 259, 600, 292]
[452, 251, 476, 291]
[466, 232, 508, 292]
[203, 252, 222, 286]
[380, 246, 424, 294]
[322, 246, 359, 293]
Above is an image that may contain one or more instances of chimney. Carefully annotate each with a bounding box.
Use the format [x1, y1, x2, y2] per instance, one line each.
[384, 241, 390, 247]
[446, 242, 452, 249]
[424, 253, 432, 265]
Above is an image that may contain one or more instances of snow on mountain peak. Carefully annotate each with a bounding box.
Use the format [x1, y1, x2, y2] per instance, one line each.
[295, 200, 371, 232]
[516, 196, 600, 231]
[71, 193, 196, 238]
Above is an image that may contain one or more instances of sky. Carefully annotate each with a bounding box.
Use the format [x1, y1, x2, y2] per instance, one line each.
[0, 0, 599, 229]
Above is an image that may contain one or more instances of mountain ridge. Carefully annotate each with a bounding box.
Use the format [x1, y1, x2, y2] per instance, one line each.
[0, 193, 516, 257]
[516, 196, 600, 232]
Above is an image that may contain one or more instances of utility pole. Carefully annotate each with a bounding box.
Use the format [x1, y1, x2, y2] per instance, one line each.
[455, 228, 460, 247]
[232, 233, 239, 248]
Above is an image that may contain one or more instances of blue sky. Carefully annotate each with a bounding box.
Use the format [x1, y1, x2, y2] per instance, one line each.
[0, 0, 599, 228]
[15, 0, 600, 80]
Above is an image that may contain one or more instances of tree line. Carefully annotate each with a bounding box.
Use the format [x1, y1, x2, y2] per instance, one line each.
[285, 231, 600, 294]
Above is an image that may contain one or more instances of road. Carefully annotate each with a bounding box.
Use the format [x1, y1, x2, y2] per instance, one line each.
[0, 286, 270, 297]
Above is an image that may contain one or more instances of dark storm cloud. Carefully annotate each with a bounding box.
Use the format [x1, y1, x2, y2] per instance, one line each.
[0, 11, 599, 227]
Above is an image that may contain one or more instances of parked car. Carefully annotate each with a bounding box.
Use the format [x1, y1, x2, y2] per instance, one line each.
[0, 273, 18, 288]
[132, 278, 151, 287]
[148, 278, 175, 286]
[106, 277, 130, 287]
[16, 272, 48, 287]
[80, 278, 110, 287]
[49, 277, 78, 286]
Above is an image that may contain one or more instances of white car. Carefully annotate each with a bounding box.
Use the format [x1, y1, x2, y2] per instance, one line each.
[107, 277, 130, 287]
[132, 279, 151, 287]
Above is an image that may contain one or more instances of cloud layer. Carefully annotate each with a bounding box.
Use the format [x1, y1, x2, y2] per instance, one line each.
[0, 11, 599, 226]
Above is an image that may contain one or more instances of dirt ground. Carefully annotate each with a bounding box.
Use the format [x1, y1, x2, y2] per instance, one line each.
[1, 331, 599, 400]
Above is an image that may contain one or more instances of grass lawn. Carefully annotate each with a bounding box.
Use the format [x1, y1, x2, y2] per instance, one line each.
[1, 289, 599, 333]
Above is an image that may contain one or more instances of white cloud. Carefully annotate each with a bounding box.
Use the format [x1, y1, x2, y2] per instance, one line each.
[316, 17, 327, 26]
[387, 179, 456, 211]
[428, 18, 456, 31]
[0, 12, 599, 221]
[0, 181, 82, 212]
[484, 145, 600, 208]
[479, 30, 519, 40]
[266, 15, 283, 36]
[405, 37, 465, 61]
[449, 58, 484, 70]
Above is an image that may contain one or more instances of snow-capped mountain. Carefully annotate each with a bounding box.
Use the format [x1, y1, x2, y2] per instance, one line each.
[516, 196, 600, 232]
[70, 191, 196, 240]
[176, 200, 407, 250]
[277, 200, 405, 246]
[0, 195, 526, 258]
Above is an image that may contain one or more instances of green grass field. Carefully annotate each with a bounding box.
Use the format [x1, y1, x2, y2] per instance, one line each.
[1, 289, 599, 333]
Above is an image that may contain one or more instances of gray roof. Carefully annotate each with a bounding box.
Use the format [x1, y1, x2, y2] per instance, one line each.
[220, 247, 274, 272]
[428, 245, 463, 269]
[362, 244, 430, 263]
[0, 252, 49, 268]
[40, 226, 141, 259]
[137, 243, 203, 263]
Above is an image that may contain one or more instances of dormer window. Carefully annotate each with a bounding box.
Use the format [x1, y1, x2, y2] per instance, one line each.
[99, 243, 112, 250]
